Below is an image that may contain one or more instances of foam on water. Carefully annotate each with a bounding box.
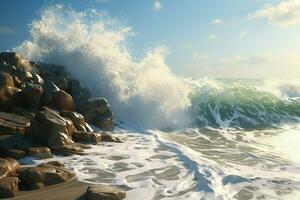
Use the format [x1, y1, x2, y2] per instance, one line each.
[24, 125, 300, 200]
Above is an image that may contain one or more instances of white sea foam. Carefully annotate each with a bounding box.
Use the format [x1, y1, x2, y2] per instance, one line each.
[16, 5, 191, 129]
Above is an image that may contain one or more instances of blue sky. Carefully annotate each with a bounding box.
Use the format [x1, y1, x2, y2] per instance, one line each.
[1, 0, 300, 78]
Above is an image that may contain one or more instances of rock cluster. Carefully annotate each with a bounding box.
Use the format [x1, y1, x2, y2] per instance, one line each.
[0, 52, 125, 199]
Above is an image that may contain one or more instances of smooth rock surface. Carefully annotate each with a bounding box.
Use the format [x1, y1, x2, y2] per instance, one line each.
[0, 176, 19, 198]
[28, 147, 53, 159]
[0, 112, 30, 135]
[85, 185, 126, 200]
[72, 131, 101, 144]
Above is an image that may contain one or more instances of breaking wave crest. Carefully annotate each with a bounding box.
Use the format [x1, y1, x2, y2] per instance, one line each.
[16, 5, 191, 129]
[190, 79, 300, 129]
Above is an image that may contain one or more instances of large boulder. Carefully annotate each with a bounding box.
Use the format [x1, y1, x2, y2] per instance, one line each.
[28, 147, 53, 159]
[73, 131, 101, 144]
[42, 80, 60, 106]
[85, 185, 126, 200]
[79, 98, 114, 131]
[60, 111, 88, 132]
[0, 112, 31, 135]
[20, 83, 43, 108]
[50, 144, 86, 156]
[0, 72, 14, 87]
[0, 86, 21, 111]
[51, 90, 75, 111]
[0, 177, 19, 198]
[101, 133, 122, 143]
[26, 107, 74, 147]
[18, 161, 75, 190]
[69, 79, 91, 106]
[0, 52, 30, 70]
[0, 158, 20, 178]
[1, 148, 26, 160]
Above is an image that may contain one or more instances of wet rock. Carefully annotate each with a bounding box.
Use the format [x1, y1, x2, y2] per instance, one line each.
[0, 86, 21, 111]
[32, 73, 44, 85]
[85, 123, 94, 132]
[18, 163, 75, 190]
[46, 160, 65, 167]
[60, 111, 87, 131]
[73, 131, 101, 144]
[14, 68, 32, 82]
[0, 135, 32, 152]
[28, 147, 53, 159]
[3, 148, 26, 160]
[69, 79, 91, 106]
[0, 177, 19, 198]
[50, 76, 69, 91]
[79, 98, 114, 131]
[0, 52, 30, 70]
[42, 80, 60, 106]
[65, 118, 76, 137]
[85, 185, 126, 200]
[0, 112, 31, 135]
[52, 90, 75, 111]
[20, 83, 43, 108]
[0, 158, 20, 178]
[101, 133, 122, 143]
[0, 72, 14, 87]
[50, 144, 86, 156]
[26, 107, 74, 147]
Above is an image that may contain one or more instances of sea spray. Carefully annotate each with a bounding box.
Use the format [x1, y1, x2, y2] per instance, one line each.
[16, 5, 191, 129]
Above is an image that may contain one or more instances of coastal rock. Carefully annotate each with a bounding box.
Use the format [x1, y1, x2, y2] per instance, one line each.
[42, 80, 60, 106]
[65, 118, 76, 137]
[72, 131, 101, 144]
[32, 73, 44, 85]
[26, 107, 74, 147]
[0, 158, 20, 178]
[0, 112, 31, 135]
[60, 111, 87, 132]
[69, 79, 91, 106]
[18, 162, 75, 189]
[79, 98, 114, 131]
[0, 86, 21, 111]
[0, 52, 30, 70]
[101, 133, 122, 143]
[28, 147, 53, 159]
[85, 185, 126, 200]
[50, 144, 86, 156]
[2, 148, 26, 160]
[14, 68, 33, 82]
[0, 72, 14, 87]
[51, 90, 75, 111]
[20, 83, 43, 108]
[0, 177, 19, 198]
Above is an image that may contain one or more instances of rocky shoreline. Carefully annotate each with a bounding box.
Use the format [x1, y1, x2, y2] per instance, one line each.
[0, 52, 125, 199]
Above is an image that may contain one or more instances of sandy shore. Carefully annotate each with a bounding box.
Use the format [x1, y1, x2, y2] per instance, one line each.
[5, 178, 88, 200]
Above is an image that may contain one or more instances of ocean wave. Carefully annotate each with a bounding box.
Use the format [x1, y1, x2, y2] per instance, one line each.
[189, 79, 300, 129]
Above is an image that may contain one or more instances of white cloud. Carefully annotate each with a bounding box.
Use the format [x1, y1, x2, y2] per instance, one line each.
[208, 34, 218, 40]
[239, 30, 248, 38]
[153, 1, 162, 12]
[211, 18, 223, 24]
[251, 0, 300, 27]
[0, 26, 15, 34]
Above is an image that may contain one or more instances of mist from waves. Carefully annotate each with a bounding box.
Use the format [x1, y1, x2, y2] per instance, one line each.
[15, 5, 191, 129]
